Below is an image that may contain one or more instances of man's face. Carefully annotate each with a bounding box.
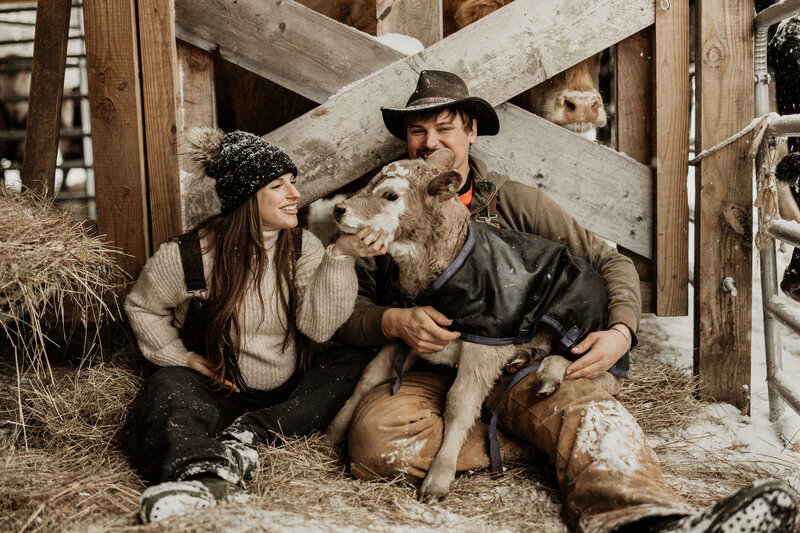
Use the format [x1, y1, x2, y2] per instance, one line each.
[405, 109, 477, 187]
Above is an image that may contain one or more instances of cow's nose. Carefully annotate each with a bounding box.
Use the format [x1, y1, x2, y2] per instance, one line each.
[560, 95, 600, 123]
[333, 204, 346, 222]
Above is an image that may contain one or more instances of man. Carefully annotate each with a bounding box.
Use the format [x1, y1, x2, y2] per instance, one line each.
[334, 70, 797, 533]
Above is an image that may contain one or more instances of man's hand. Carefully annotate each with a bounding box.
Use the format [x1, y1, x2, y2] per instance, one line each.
[565, 325, 631, 380]
[331, 227, 389, 258]
[187, 353, 240, 393]
[381, 306, 460, 354]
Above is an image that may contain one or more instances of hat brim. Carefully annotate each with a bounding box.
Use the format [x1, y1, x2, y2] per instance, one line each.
[381, 97, 499, 141]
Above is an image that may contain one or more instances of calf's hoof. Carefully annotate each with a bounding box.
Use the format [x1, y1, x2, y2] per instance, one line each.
[323, 423, 347, 446]
[418, 474, 451, 503]
[504, 351, 531, 374]
[535, 378, 561, 397]
[780, 269, 800, 303]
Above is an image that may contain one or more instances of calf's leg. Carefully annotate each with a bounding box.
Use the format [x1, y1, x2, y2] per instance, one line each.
[325, 342, 416, 444]
[419, 343, 507, 501]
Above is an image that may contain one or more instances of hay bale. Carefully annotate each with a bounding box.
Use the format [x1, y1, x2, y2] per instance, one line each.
[0, 186, 125, 372]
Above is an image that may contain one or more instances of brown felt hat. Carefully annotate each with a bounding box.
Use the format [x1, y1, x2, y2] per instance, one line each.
[381, 70, 500, 140]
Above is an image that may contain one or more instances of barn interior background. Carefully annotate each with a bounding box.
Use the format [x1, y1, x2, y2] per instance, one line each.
[1, 0, 800, 531]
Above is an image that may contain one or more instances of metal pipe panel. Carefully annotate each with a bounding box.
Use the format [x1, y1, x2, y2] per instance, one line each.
[765, 296, 800, 335]
[770, 370, 800, 416]
[768, 218, 800, 247]
[755, 0, 800, 29]
[766, 114, 800, 136]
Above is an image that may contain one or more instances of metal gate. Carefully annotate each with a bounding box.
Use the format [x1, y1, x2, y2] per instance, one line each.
[0, 1, 94, 219]
[754, 0, 800, 422]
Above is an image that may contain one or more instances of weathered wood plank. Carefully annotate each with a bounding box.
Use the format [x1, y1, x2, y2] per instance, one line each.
[138, 0, 182, 248]
[176, 40, 219, 231]
[615, 28, 655, 312]
[473, 104, 652, 258]
[376, 0, 442, 47]
[263, 0, 654, 201]
[655, 2, 690, 317]
[21, 0, 71, 196]
[695, 0, 753, 408]
[174, 0, 404, 104]
[82, 0, 149, 278]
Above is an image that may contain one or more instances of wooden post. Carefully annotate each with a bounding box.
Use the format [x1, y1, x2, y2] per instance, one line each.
[695, 0, 754, 408]
[176, 40, 218, 231]
[655, 1, 690, 316]
[21, 0, 71, 196]
[376, 0, 442, 47]
[138, 0, 182, 248]
[615, 27, 656, 313]
[82, 0, 149, 279]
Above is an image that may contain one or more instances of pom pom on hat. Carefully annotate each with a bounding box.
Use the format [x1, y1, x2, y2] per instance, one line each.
[182, 127, 297, 214]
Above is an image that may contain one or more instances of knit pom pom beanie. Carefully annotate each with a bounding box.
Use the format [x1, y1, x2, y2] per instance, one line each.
[183, 127, 297, 214]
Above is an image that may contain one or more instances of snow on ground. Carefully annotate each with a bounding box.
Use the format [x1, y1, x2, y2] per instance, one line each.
[640, 242, 800, 489]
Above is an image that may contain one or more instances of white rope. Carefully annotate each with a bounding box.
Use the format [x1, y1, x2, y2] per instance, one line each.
[689, 112, 780, 166]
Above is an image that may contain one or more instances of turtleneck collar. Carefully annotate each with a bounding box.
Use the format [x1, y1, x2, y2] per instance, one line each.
[262, 228, 281, 249]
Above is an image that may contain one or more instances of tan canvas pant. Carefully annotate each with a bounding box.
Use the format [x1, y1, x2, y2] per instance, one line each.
[348, 369, 694, 533]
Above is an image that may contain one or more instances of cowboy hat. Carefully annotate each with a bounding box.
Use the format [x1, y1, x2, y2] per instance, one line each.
[381, 70, 500, 140]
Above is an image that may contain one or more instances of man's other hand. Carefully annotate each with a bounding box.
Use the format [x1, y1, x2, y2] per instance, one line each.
[565, 325, 631, 379]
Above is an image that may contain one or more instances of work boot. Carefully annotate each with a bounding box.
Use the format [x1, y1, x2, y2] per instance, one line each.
[617, 479, 797, 533]
[139, 475, 251, 523]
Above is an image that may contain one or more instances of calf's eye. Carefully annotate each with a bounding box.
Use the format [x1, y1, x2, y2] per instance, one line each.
[383, 191, 399, 201]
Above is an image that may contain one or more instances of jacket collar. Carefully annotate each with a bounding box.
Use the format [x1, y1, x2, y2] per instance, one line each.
[466, 155, 508, 215]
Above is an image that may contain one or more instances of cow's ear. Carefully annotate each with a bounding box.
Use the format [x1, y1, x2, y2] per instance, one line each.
[427, 170, 461, 199]
[425, 148, 455, 171]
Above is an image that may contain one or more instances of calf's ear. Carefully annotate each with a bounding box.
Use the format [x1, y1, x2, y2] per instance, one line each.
[425, 148, 455, 171]
[427, 170, 462, 199]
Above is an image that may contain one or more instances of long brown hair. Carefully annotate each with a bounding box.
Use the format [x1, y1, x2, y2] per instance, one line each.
[186, 195, 310, 390]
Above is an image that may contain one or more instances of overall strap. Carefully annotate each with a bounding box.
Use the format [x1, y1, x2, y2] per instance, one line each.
[488, 363, 541, 475]
[291, 227, 303, 262]
[475, 195, 500, 228]
[177, 236, 206, 291]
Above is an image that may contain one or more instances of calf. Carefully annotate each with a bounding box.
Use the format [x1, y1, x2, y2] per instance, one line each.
[324, 149, 624, 501]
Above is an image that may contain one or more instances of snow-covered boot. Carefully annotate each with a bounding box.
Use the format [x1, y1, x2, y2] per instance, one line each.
[221, 437, 260, 484]
[139, 475, 252, 523]
[623, 479, 797, 533]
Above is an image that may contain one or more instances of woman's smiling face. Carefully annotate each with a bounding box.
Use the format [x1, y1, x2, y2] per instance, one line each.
[256, 173, 300, 230]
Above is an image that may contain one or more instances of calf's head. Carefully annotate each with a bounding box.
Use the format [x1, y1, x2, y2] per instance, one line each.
[333, 149, 466, 258]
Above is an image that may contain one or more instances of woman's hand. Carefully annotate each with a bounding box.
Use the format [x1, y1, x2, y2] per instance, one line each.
[331, 227, 389, 258]
[187, 353, 240, 392]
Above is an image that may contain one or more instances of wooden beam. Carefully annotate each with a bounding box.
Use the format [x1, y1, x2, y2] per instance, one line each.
[263, 0, 654, 201]
[695, 0, 753, 408]
[20, 0, 71, 196]
[176, 40, 219, 231]
[376, 0, 442, 47]
[82, 0, 149, 279]
[655, 1, 690, 317]
[174, 0, 404, 104]
[615, 28, 656, 312]
[473, 105, 652, 258]
[138, 0, 182, 248]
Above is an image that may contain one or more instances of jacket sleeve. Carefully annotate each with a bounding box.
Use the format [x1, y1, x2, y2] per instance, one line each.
[294, 230, 359, 343]
[496, 182, 642, 346]
[333, 255, 393, 348]
[124, 241, 196, 367]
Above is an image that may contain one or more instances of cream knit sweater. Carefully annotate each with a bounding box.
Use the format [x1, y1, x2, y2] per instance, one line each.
[125, 229, 358, 391]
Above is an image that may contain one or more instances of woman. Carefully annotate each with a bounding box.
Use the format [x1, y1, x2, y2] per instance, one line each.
[124, 128, 387, 523]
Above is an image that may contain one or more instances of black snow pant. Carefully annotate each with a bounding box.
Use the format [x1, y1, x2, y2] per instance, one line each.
[124, 346, 373, 485]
